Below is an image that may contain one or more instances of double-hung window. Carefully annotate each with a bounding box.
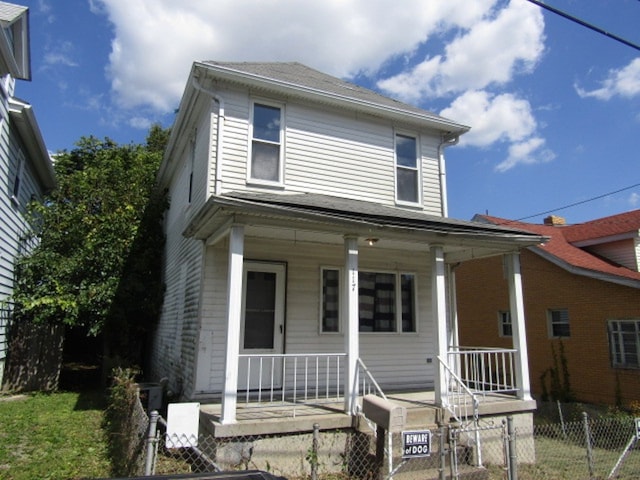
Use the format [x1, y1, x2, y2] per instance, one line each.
[608, 319, 640, 369]
[320, 268, 417, 333]
[548, 308, 570, 338]
[498, 311, 512, 337]
[249, 101, 283, 184]
[395, 133, 420, 204]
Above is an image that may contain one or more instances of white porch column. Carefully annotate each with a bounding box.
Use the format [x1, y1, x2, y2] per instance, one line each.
[505, 252, 532, 401]
[343, 235, 359, 414]
[220, 225, 244, 424]
[431, 245, 449, 407]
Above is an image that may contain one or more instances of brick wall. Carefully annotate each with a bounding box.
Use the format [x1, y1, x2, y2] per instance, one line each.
[456, 250, 640, 407]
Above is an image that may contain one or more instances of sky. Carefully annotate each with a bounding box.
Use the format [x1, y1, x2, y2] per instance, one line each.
[14, 0, 640, 225]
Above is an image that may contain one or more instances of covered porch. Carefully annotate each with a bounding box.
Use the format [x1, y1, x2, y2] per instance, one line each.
[185, 192, 545, 430]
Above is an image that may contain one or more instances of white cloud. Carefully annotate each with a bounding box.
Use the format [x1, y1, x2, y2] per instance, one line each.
[440, 90, 554, 171]
[95, 0, 516, 111]
[377, 0, 544, 101]
[43, 41, 78, 67]
[93, 0, 550, 172]
[440, 90, 536, 146]
[496, 137, 555, 172]
[575, 58, 640, 100]
[629, 192, 640, 207]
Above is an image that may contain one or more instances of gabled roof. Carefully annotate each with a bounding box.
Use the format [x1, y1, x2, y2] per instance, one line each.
[562, 209, 640, 244]
[197, 61, 470, 135]
[475, 212, 640, 288]
[0, 1, 30, 80]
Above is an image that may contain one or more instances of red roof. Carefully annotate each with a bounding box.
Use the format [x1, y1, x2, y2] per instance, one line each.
[477, 210, 640, 285]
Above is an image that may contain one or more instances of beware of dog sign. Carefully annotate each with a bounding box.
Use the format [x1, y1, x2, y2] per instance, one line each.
[402, 430, 431, 458]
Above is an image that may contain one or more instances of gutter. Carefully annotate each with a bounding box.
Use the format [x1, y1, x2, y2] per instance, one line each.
[437, 132, 461, 217]
[192, 75, 225, 196]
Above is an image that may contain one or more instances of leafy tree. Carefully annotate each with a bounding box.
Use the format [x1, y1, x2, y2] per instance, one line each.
[6, 126, 169, 388]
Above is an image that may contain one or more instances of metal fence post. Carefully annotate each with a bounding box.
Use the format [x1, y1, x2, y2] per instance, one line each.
[311, 423, 319, 480]
[507, 415, 517, 480]
[438, 426, 446, 480]
[145, 410, 160, 476]
[582, 412, 595, 479]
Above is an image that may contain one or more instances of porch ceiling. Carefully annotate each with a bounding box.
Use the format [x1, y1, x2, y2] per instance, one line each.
[184, 192, 546, 263]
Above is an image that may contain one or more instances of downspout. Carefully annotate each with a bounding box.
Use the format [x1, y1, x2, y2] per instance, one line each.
[437, 133, 460, 218]
[192, 76, 225, 196]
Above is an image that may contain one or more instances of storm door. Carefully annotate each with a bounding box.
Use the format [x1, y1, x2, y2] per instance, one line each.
[239, 262, 285, 390]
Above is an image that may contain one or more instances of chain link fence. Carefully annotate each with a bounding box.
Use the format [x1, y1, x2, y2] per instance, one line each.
[136, 408, 640, 480]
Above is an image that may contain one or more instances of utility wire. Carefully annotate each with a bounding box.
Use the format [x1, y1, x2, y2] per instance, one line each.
[516, 182, 640, 221]
[525, 0, 640, 51]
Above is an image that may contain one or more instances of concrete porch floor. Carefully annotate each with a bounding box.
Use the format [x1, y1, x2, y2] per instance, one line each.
[199, 391, 536, 438]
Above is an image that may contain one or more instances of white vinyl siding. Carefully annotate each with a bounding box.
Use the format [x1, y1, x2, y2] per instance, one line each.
[195, 238, 434, 394]
[215, 87, 444, 214]
[585, 239, 639, 272]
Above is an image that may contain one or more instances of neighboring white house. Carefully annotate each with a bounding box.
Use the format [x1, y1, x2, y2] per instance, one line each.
[0, 2, 55, 387]
[151, 61, 544, 429]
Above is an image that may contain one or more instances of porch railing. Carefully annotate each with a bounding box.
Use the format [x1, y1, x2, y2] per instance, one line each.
[237, 353, 347, 407]
[447, 347, 518, 396]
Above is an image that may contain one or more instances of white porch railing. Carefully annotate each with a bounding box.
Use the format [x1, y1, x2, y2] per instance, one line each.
[237, 353, 347, 407]
[447, 347, 518, 396]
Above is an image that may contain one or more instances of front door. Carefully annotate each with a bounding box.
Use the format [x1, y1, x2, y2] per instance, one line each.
[239, 262, 285, 390]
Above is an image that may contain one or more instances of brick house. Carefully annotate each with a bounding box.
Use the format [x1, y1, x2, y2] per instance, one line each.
[456, 210, 640, 407]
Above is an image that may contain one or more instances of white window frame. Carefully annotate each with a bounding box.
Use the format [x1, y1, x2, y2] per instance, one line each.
[320, 267, 418, 334]
[547, 308, 570, 338]
[248, 99, 284, 187]
[498, 310, 512, 337]
[394, 131, 421, 206]
[608, 319, 640, 369]
[11, 152, 24, 205]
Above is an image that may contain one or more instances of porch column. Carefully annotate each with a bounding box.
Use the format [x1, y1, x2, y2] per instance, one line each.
[343, 235, 359, 414]
[505, 252, 532, 401]
[220, 225, 244, 424]
[431, 245, 449, 407]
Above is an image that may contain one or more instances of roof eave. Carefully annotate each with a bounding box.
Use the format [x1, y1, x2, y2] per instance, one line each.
[195, 61, 470, 135]
[531, 246, 640, 289]
[9, 98, 56, 191]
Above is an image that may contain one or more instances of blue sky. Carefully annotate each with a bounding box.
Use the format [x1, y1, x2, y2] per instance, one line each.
[15, 0, 640, 224]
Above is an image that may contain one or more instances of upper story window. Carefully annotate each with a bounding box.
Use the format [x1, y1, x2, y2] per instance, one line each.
[395, 133, 420, 205]
[608, 319, 640, 369]
[320, 268, 417, 333]
[249, 101, 283, 185]
[548, 308, 570, 338]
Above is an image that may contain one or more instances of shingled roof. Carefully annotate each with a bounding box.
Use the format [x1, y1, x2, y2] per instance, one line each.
[476, 211, 640, 288]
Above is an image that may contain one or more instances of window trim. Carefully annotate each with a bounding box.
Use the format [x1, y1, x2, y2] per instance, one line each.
[319, 267, 418, 334]
[608, 319, 640, 369]
[248, 99, 285, 187]
[394, 131, 421, 206]
[11, 152, 24, 206]
[547, 308, 570, 339]
[498, 310, 512, 337]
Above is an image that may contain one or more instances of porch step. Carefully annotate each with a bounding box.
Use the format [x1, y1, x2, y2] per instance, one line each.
[200, 406, 354, 438]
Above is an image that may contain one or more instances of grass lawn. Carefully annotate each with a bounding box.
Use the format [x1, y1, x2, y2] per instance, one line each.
[0, 390, 111, 480]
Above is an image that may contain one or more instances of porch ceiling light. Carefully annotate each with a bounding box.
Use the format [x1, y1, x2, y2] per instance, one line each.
[366, 237, 379, 246]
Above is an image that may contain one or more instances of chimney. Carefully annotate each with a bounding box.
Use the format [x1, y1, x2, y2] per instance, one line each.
[544, 215, 566, 226]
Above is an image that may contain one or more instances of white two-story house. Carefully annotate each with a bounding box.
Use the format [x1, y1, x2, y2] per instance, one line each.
[0, 2, 55, 388]
[151, 61, 543, 436]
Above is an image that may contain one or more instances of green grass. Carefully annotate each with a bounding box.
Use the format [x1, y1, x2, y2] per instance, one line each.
[0, 390, 111, 480]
